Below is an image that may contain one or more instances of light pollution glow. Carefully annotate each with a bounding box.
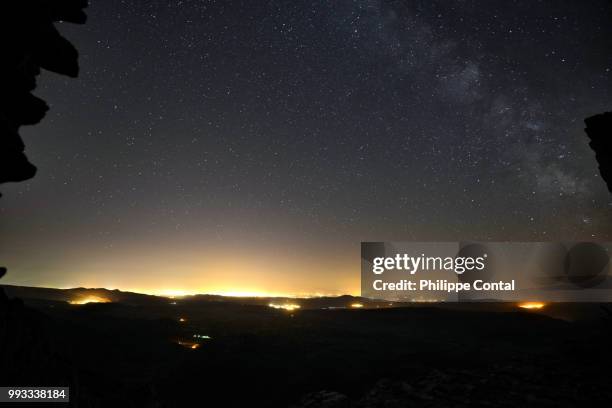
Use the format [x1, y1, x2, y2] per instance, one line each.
[68, 296, 111, 305]
[518, 302, 546, 310]
[16, 241, 360, 298]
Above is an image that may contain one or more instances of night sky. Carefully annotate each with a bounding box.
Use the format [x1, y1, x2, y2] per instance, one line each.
[1, 0, 611, 296]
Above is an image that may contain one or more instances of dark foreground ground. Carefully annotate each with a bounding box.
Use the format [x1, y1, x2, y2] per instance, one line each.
[1, 287, 612, 407]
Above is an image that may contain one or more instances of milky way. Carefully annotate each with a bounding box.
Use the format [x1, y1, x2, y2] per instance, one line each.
[1, 0, 611, 294]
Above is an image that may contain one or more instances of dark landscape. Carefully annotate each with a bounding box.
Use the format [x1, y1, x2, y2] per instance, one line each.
[2, 285, 612, 407]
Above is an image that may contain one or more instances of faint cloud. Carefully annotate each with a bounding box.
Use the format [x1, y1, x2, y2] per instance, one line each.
[534, 162, 589, 195]
[439, 61, 482, 103]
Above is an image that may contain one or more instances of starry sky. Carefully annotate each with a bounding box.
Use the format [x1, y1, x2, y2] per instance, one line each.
[1, 0, 611, 296]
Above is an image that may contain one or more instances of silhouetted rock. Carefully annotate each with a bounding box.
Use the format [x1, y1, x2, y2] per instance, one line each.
[0, 0, 87, 190]
[0, 269, 7, 304]
[585, 112, 612, 193]
[0, 1, 87, 291]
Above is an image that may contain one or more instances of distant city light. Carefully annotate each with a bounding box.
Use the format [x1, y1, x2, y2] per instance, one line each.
[160, 289, 192, 298]
[193, 334, 211, 340]
[268, 303, 301, 311]
[68, 296, 111, 305]
[518, 302, 546, 310]
[350, 303, 364, 308]
[176, 340, 200, 349]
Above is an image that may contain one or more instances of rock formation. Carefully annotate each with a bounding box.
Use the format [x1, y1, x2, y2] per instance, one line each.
[0, 0, 87, 193]
[0, 0, 87, 294]
[585, 112, 612, 193]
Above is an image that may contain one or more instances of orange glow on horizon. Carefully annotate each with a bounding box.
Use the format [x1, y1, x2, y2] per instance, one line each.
[41, 243, 360, 300]
[23, 283, 359, 300]
[69, 296, 111, 305]
[518, 301, 546, 310]
[144, 287, 358, 299]
[350, 303, 364, 308]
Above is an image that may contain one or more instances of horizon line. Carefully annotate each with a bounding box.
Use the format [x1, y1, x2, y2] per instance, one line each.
[0, 283, 360, 300]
